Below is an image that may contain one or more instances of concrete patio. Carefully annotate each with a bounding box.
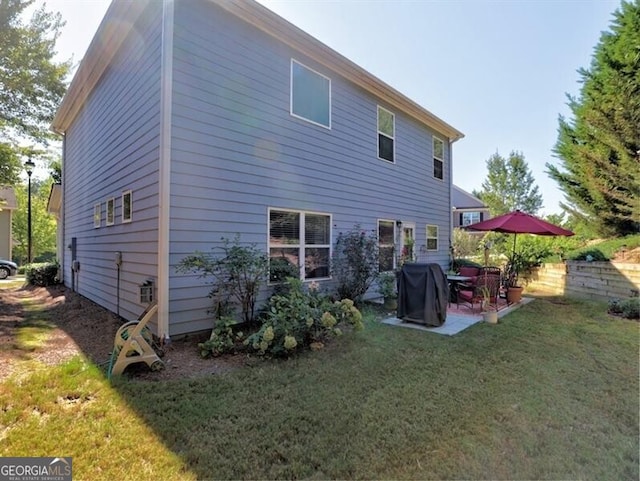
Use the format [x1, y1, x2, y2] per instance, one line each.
[381, 297, 534, 336]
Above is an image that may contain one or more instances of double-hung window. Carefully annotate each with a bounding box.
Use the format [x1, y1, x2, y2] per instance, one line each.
[290, 60, 331, 128]
[433, 137, 444, 180]
[269, 209, 331, 281]
[462, 211, 481, 226]
[106, 198, 115, 226]
[426, 225, 439, 251]
[377, 106, 395, 162]
[122, 190, 132, 223]
[93, 203, 101, 228]
[378, 220, 395, 271]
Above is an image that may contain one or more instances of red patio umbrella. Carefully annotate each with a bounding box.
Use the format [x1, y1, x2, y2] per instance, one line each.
[465, 210, 574, 269]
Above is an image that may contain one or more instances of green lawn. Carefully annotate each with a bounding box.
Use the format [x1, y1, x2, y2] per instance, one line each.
[1, 295, 638, 480]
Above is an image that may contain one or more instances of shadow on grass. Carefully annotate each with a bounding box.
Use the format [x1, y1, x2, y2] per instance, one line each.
[1, 284, 639, 480]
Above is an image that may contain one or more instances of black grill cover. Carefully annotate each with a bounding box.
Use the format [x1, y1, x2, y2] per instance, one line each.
[397, 263, 449, 327]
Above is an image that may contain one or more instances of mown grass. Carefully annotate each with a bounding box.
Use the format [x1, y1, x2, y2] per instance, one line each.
[1, 295, 638, 480]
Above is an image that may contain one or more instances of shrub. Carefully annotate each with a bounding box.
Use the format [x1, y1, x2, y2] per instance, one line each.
[178, 236, 268, 324]
[377, 271, 397, 299]
[198, 317, 245, 358]
[620, 298, 639, 319]
[568, 248, 608, 262]
[451, 258, 483, 272]
[331, 225, 379, 303]
[246, 278, 363, 357]
[25, 262, 59, 286]
[608, 297, 639, 319]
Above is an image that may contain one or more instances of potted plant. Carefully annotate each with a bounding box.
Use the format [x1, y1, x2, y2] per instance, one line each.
[377, 271, 398, 310]
[479, 285, 498, 324]
[504, 252, 524, 304]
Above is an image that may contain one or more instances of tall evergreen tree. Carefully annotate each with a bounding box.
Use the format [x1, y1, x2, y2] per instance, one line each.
[473, 151, 543, 216]
[0, 0, 70, 144]
[547, 1, 640, 237]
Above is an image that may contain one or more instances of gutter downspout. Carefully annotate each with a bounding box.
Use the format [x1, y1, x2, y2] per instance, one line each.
[157, 0, 174, 343]
[449, 139, 454, 267]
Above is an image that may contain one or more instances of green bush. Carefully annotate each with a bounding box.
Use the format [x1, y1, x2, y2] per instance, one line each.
[451, 258, 483, 272]
[246, 278, 363, 357]
[198, 317, 245, 358]
[178, 236, 268, 324]
[620, 298, 639, 319]
[331, 225, 379, 303]
[25, 262, 59, 286]
[608, 297, 639, 319]
[569, 249, 608, 262]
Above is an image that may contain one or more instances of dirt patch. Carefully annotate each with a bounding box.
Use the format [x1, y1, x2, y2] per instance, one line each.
[0, 284, 245, 381]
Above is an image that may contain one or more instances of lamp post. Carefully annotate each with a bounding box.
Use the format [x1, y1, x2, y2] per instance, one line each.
[24, 157, 35, 264]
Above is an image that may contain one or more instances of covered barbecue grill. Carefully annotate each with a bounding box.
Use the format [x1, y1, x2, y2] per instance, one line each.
[397, 263, 449, 327]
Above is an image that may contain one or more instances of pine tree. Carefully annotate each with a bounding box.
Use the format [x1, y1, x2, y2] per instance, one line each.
[547, 1, 640, 237]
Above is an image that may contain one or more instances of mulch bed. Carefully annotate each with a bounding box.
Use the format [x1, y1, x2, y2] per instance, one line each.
[0, 284, 245, 381]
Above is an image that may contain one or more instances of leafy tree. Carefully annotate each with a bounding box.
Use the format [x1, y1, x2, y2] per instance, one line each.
[12, 176, 58, 264]
[473, 151, 543, 215]
[0, 142, 22, 185]
[0, 0, 70, 144]
[547, 1, 640, 237]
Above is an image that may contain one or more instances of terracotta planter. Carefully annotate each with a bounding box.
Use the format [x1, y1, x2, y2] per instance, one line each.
[507, 286, 524, 304]
[483, 310, 498, 324]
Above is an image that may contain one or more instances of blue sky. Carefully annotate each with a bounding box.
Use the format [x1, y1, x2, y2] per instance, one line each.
[43, 0, 620, 215]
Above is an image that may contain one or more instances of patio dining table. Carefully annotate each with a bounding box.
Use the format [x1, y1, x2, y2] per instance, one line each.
[446, 274, 472, 303]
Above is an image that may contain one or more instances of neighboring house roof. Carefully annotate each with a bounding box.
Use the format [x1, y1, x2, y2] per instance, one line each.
[51, 0, 464, 142]
[452, 185, 487, 210]
[0, 186, 17, 210]
[47, 183, 62, 217]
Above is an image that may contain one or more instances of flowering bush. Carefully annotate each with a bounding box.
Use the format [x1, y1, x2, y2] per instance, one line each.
[246, 278, 363, 357]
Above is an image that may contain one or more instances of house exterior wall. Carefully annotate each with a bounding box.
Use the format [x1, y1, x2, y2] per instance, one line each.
[0, 210, 11, 260]
[167, 0, 454, 334]
[61, 1, 163, 322]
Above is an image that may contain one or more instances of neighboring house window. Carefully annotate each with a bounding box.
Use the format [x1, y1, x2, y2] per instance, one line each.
[378, 220, 395, 271]
[433, 137, 444, 180]
[268, 208, 331, 281]
[122, 190, 132, 223]
[106, 198, 115, 226]
[290, 59, 331, 128]
[377, 106, 395, 162]
[426, 225, 438, 251]
[93, 203, 101, 228]
[462, 211, 481, 226]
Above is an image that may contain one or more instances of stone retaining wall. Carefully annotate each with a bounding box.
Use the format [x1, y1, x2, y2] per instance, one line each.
[525, 261, 640, 300]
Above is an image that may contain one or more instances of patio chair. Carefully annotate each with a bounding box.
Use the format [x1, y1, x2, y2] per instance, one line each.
[457, 274, 501, 313]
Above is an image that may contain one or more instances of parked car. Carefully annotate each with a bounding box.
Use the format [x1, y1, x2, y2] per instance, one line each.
[0, 259, 18, 279]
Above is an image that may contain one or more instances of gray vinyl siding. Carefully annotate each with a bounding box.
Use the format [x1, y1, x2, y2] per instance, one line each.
[168, 0, 452, 334]
[62, 2, 162, 323]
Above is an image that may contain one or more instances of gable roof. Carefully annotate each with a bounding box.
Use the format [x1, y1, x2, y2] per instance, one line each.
[0, 186, 17, 210]
[52, 0, 464, 142]
[452, 185, 487, 210]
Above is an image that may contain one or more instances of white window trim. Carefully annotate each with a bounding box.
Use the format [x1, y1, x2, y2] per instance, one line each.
[401, 222, 416, 262]
[426, 224, 439, 251]
[377, 105, 395, 163]
[268, 207, 332, 282]
[290, 59, 332, 130]
[106, 197, 115, 226]
[93, 203, 101, 228]
[122, 190, 132, 224]
[377, 219, 396, 271]
[462, 211, 480, 226]
[433, 136, 445, 181]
